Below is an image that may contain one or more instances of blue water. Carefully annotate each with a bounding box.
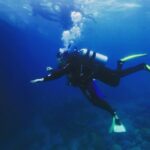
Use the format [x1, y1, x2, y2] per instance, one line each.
[0, 0, 150, 149]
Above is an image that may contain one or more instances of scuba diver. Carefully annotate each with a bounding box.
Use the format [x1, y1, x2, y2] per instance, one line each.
[31, 47, 150, 133]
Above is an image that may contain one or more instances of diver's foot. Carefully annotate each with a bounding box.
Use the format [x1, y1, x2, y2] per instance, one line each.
[118, 60, 124, 65]
[109, 113, 126, 133]
[118, 53, 148, 71]
[115, 117, 121, 125]
[117, 60, 124, 71]
[145, 64, 150, 72]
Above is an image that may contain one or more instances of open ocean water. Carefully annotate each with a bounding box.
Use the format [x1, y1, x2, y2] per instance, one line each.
[0, 0, 150, 149]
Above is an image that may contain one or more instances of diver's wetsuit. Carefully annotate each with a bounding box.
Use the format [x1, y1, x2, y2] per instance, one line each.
[44, 49, 147, 116]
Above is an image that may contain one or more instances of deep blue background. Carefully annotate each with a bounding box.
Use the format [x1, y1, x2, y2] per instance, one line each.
[0, 1, 150, 149]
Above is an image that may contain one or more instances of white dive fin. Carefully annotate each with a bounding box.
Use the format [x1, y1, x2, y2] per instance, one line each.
[109, 115, 126, 133]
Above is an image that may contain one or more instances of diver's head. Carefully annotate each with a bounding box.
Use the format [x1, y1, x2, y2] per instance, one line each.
[56, 48, 69, 64]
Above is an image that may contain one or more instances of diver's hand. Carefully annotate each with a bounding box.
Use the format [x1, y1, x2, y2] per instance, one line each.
[30, 78, 44, 83]
[46, 66, 53, 72]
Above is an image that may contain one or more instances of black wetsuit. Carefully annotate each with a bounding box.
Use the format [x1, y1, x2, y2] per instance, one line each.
[44, 49, 147, 116]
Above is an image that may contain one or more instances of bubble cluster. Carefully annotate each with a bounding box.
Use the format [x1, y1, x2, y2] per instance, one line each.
[61, 11, 83, 49]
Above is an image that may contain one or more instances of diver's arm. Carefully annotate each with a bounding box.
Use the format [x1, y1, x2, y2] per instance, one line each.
[43, 64, 69, 81]
[31, 64, 70, 83]
[30, 70, 52, 83]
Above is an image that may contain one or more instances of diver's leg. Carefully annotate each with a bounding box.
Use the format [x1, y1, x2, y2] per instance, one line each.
[80, 81, 115, 116]
[117, 53, 150, 75]
[118, 63, 148, 77]
[80, 80, 126, 133]
[94, 66, 120, 87]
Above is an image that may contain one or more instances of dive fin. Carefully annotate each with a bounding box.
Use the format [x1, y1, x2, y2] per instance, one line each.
[109, 115, 126, 133]
[120, 53, 147, 62]
[145, 64, 150, 71]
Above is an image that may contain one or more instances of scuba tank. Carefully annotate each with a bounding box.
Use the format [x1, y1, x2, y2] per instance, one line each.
[78, 48, 108, 65]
